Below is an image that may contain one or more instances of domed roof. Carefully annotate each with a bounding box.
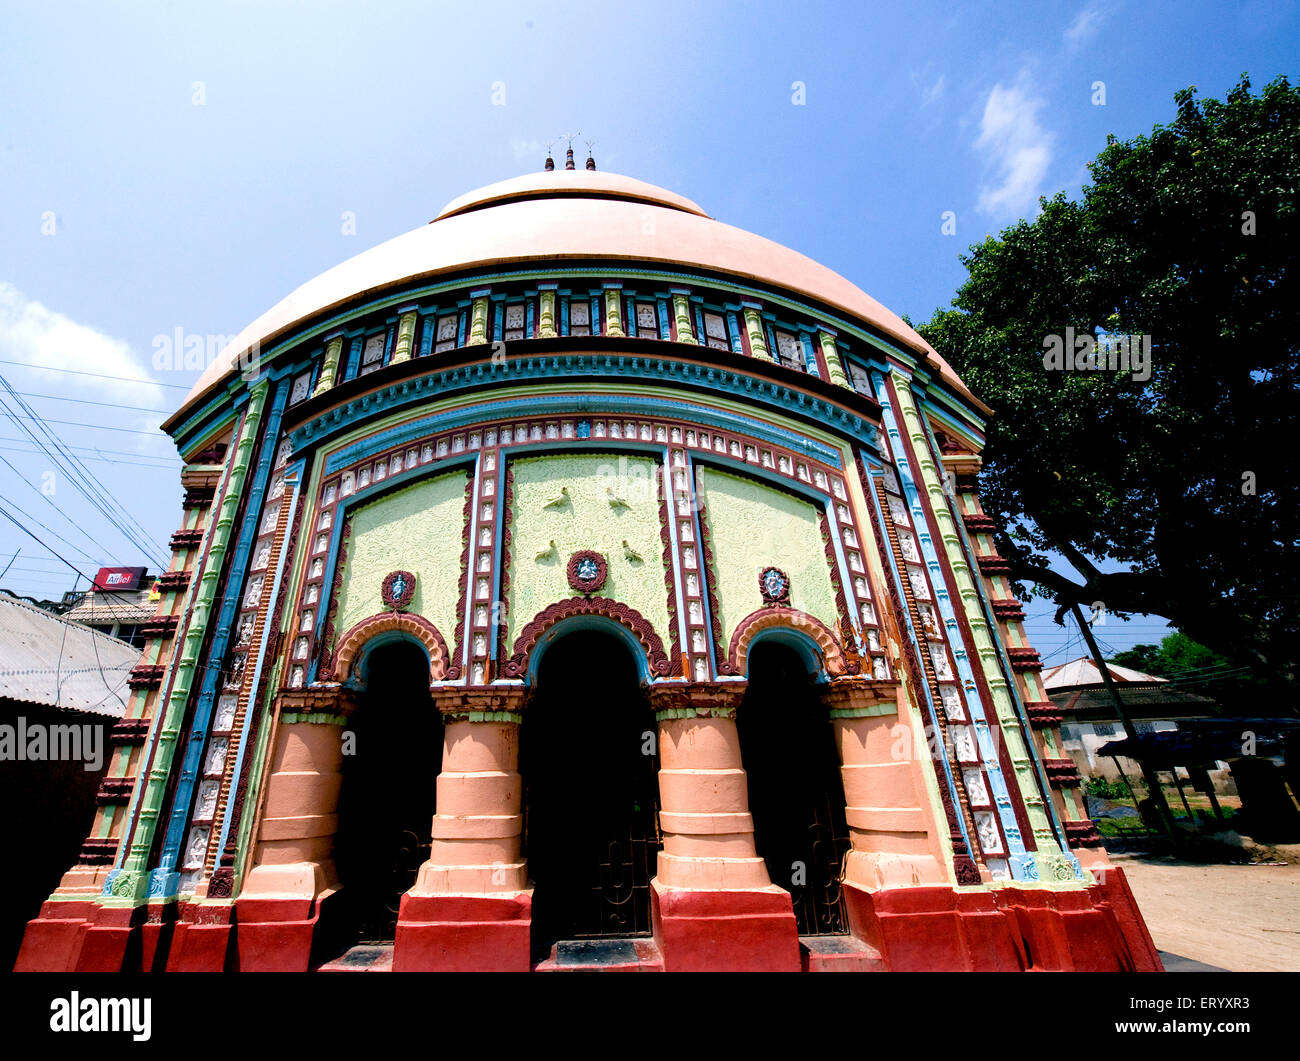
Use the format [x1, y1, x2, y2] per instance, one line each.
[169, 170, 977, 426]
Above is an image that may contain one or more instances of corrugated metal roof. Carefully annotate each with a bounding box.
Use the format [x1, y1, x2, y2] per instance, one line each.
[60, 588, 154, 625]
[0, 593, 141, 717]
[1041, 655, 1166, 689]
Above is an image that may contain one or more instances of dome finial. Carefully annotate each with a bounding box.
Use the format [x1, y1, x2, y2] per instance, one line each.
[560, 131, 580, 170]
[543, 141, 554, 172]
[585, 138, 597, 171]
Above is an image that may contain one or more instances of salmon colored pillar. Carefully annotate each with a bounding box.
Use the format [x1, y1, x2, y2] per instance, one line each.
[230, 688, 355, 972]
[394, 688, 531, 971]
[648, 682, 800, 971]
[823, 677, 949, 893]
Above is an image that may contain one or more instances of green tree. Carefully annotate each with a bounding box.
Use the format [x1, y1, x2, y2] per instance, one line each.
[1110, 632, 1266, 713]
[918, 75, 1299, 691]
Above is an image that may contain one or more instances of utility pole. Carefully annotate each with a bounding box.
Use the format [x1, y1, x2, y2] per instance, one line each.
[1069, 601, 1177, 839]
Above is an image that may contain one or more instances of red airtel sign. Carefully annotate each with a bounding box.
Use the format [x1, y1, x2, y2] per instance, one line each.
[93, 566, 149, 591]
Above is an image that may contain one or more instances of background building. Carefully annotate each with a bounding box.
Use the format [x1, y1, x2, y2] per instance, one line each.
[16, 163, 1160, 972]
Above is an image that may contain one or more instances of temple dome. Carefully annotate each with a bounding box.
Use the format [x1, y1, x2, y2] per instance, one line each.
[171, 170, 974, 423]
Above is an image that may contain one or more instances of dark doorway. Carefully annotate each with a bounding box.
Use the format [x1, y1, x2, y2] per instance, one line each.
[519, 629, 661, 961]
[332, 640, 443, 944]
[738, 641, 850, 935]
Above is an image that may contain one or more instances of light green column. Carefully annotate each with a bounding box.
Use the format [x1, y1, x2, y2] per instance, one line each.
[604, 288, 625, 337]
[889, 371, 1067, 873]
[391, 310, 417, 363]
[820, 329, 850, 388]
[468, 295, 490, 345]
[538, 290, 557, 338]
[672, 294, 697, 344]
[744, 307, 771, 361]
[312, 335, 344, 397]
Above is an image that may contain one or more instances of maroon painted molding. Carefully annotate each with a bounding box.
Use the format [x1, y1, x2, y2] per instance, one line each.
[109, 718, 151, 745]
[1063, 819, 1105, 847]
[95, 777, 136, 805]
[976, 554, 1011, 577]
[156, 570, 191, 593]
[1043, 758, 1083, 788]
[990, 598, 1026, 622]
[961, 513, 998, 535]
[169, 528, 205, 551]
[127, 664, 166, 690]
[182, 486, 216, 507]
[1007, 646, 1044, 672]
[76, 837, 119, 866]
[1023, 700, 1063, 727]
[140, 614, 179, 640]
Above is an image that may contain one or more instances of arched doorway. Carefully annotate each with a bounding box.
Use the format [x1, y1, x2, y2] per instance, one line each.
[737, 639, 851, 935]
[332, 639, 443, 944]
[519, 628, 661, 961]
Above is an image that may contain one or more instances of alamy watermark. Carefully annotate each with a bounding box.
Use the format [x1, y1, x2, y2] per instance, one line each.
[1042, 326, 1151, 382]
[0, 717, 104, 771]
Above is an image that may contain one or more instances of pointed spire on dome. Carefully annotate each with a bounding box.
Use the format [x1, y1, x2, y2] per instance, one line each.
[585, 139, 597, 171]
[544, 141, 554, 172]
[565, 146, 575, 170]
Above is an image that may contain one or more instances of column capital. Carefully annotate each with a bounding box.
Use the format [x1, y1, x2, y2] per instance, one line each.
[820, 676, 901, 718]
[277, 685, 358, 723]
[431, 685, 527, 722]
[648, 680, 747, 719]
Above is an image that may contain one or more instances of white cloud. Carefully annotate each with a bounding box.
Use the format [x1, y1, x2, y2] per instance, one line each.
[0, 282, 168, 430]
[974, 74, 1055, 220]
[922, 75, 946, 107]
[1064, 0, 1114, 45]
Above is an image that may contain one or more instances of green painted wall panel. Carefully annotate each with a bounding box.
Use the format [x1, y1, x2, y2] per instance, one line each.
[334, 471, 468, 645]
[506, 453, 669, 648]
[696, 466, 836, 647]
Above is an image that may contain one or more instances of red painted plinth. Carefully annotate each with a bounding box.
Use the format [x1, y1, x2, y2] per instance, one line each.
[231, 896, 317, 972]
[13, 916, 89, 972]
[395, 889, 533, 972]
[651, 881, 801, 972]
[842, 874, 1163, 972]
[393, 893, 532, 972]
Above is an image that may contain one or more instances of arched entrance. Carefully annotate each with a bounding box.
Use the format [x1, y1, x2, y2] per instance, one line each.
[332, 639, 443, 943]
[737, 639, 851, 936]
[519, 628, 661, 961]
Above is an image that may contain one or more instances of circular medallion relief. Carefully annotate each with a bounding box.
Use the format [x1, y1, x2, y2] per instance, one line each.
[567, 550, 608, 594]
[381, 570, 417, 610]
[758, 566, 791, 606]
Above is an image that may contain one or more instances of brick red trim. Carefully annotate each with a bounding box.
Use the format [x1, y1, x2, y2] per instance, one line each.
[140, 615, 179, 640]
[95, 777, 136, 804]
[127, 664, 166, 690]
[183, 486, 216, 507]
[976, 554, 1011, 576]
[1022, 700, 1062, 727]
[1043, 758, 1082, 788]
[109, 718, 151, 745]
[156, 570, 191, 593]
[1063, 819, 1105, 847]
[962, 513, 997, 535]
[990, 598, 1025, 621]
[1007, 646, 1043, 672]
[169, 528, 204, 550]
[77, 837, 119, 866]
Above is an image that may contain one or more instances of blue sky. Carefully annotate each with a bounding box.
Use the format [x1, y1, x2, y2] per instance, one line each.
[1, 0, 1296, 663]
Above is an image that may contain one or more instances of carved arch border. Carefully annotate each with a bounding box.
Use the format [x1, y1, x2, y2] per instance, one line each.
[501, 596, 672, 680]
[332, 611, 451, 683]
[727, 607, 847, 678]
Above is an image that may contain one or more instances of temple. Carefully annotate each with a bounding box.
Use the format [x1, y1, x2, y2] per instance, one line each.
[15, 160, 1162, 972]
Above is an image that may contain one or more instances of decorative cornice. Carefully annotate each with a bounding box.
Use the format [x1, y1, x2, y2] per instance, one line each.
[975, 554, 1011, 577]
[331, 611, 451, 683]
[140, 614, 180, 640]
[430, 686, 527, 721]
[169, 528, 205, 551]
[961, 513, 998, 535]
[1022, 700, 1063, 727]
[1043, 758, 1083, 788]
[156, 570, 191, 593]
[109, 718, 151, 745]
[1063, 818, 1104, 847]
[1006, 646, 1044, 672]
[95, 777, 136, 805]
[820, 676, 902, 717]
[275, 686, 359, 719]
[127, 664, 166, 690]
[989, 598, 1025, 622]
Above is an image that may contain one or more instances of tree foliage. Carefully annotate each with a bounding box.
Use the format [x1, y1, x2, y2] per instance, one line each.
[918, 75, 1299, 687]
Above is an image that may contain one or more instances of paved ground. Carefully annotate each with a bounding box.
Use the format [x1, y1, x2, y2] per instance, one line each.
[1115, 856, 1300, 972]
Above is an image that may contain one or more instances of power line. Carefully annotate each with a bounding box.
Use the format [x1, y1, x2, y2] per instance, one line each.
[0, 435, 180, 460]
[0, 411, 168, 437]
[0, 446, 178, 470]
[0, 377, 169, 567]
[15, 390, 172, 415]
[0, 358, 194, 390]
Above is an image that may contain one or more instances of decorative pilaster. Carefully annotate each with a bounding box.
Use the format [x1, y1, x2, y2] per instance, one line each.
[537, 286, 557, 338]
[312, 334, 345, 397]
[671, 291, 697, 344]
[742, 304, 771, 361]
[819, 328, 850, 388]
[390, 309, 417, 364]
[603, 285, 625, 337]
[467, 291, 490, 346]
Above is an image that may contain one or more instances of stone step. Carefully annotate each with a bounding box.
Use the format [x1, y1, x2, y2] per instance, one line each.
[799, 934, 886, 972]
[533, 937, 664, 972]
[316, 944, 395, 972]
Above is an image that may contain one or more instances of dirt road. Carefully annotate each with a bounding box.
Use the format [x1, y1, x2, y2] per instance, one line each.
[1115, 856, 1300, 972]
